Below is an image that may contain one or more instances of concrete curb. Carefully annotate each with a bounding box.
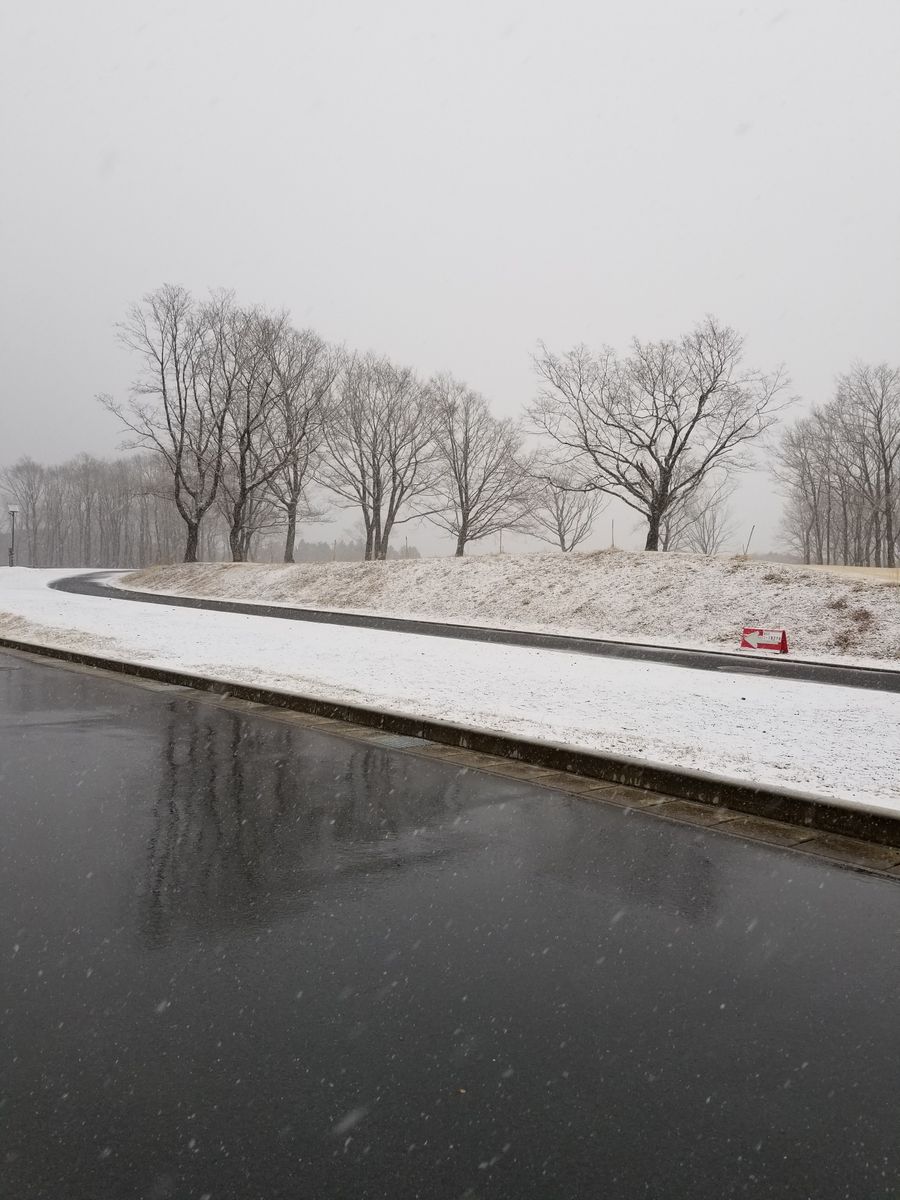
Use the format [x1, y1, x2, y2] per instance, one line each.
[3, 633, 899, 849]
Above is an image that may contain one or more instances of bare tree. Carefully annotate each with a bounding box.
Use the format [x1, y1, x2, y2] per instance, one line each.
[531, 317, 790, 550]
[319, 353, 435, 560]
[529, 472, 603, 551]
[101, 285, 232, 562]
[774, 363, 899, 566]
[833, 363, 900, 567]
[216, 307, 294, 562]
[132, 453, 185, 563]
[68, 454, 100, 563]
[218, 485, 281, 563]
[41, 463, 75, 565]
[1, 457, 46, 565]
[665, 474, 736, 554]
[267, 327, 337, 562]
[429, 374, 533, 555]
[774, 412, 835, 563]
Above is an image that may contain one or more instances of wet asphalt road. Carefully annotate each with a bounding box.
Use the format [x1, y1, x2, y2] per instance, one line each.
[2, 650, 900, 1200]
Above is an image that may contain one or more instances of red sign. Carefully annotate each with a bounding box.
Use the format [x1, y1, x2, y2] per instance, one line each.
[741, 627, 789, 653]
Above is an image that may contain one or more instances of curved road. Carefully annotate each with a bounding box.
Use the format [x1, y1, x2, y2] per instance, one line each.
[52, 571, 900, 693]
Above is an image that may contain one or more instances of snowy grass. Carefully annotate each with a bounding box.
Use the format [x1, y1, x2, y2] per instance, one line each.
[122, 550, 900, 664]
[2, 568, 899, 816]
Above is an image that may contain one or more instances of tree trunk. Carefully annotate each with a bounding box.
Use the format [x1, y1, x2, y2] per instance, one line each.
[455, 531, 467, 556]
[283, 502, 298, 563]
[884, 501, 896, 568]
[374, 520, 392, 560]
[644, 511, 662, 551]
[183, 520, 200, 563]
[83, 500, 92, 565]
[229, 523, 245, 562]
[228, 494, 247, 562]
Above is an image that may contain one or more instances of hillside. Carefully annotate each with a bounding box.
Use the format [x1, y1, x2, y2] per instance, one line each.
[120, 551, 900, 664]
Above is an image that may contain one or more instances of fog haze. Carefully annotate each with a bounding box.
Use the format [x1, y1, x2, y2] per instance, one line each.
[2, 0, 898, 551]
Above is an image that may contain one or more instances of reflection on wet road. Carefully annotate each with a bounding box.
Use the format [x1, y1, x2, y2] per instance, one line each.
[2, 650, 899, 1199]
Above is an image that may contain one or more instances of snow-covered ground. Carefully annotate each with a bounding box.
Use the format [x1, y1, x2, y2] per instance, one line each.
[121, 551, 900, 665]
[2, 568, 899, 816]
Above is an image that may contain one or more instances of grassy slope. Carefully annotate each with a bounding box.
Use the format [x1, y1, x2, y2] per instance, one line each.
[123, 550, 900, 663]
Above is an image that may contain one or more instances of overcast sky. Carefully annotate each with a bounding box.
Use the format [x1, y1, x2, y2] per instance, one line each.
[2, 0, 898, 553]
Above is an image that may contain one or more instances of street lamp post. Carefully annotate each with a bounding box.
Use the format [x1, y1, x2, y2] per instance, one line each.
[8, 504, 20, 567]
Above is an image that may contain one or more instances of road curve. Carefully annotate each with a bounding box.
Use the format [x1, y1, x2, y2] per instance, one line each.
[51, 571, 900, 693]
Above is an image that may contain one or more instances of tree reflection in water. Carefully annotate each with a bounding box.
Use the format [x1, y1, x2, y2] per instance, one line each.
[141, 701, 484, 942]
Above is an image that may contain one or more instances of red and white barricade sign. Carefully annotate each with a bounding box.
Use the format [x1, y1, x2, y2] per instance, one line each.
[741, 627, 789, 654]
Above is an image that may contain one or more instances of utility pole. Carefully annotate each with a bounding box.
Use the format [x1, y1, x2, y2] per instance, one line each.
[8, 504, 20, 567]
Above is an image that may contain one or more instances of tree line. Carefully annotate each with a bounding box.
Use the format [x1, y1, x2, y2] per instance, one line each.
[1, 454, 184, 568]
[90, 285, 608, 564]
[4, 285, 800, 566]
[775, 363, 900, 567]
[0, 453, 427, 568]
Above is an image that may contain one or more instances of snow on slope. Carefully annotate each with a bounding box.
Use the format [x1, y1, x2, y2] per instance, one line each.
[122, 551, 900, 663]
[2, 568, 899, 814]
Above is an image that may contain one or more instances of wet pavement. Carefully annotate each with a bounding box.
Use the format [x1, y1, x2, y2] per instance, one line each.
[2, 649, 899, 1200]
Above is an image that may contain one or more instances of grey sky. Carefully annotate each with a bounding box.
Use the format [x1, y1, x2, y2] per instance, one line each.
[2, 0, 898, 552]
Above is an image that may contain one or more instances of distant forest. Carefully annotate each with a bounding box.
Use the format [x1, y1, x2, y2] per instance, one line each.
[0, 453, 420, 568]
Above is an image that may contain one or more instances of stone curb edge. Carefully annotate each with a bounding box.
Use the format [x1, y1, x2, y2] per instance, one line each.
[3, 634, 899, 850]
